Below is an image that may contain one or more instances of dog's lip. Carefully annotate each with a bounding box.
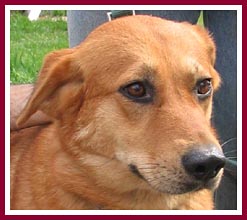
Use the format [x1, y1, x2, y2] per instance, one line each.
[128, 163, 219, 194]
[128, 164, 145, 179]
[183, 177, 218, 193]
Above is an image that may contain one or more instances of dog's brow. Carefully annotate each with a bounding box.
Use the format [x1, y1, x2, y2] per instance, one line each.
[121, 64, 157, 83]
[186, 58, 211, 80]
[138, 64, 157, 80]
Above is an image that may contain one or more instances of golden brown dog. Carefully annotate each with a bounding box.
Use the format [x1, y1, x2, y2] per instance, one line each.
[10, 15, 226, 210]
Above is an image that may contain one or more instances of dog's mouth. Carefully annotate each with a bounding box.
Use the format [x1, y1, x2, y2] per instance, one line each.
[128, 164, 145, 179]
[128, 163, 222, 194]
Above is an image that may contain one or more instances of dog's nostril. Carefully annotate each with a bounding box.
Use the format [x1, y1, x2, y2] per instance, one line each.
[182, 148, 226, 181]
[193, 158, 225, 180]
[195, 165, 206, 174]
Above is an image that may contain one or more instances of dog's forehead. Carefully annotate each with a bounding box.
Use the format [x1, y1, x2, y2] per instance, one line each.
[80, 15, 213, 63]
[75, 15, 215, 88]
[87, 15, 209, 45]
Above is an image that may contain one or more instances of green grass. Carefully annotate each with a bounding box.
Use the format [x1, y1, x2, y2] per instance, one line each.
[10, 11, 68, 84]
[42, 10, 67, 17]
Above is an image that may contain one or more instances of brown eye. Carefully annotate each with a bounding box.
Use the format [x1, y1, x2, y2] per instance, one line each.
[126, 82, 146, 97]
[119, 80, 154, 103]
[196, 79, 212, 100]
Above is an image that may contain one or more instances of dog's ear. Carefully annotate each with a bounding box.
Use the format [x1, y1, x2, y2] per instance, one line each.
[16, 48, 84, 126]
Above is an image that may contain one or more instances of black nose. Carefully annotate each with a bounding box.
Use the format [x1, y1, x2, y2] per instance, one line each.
[182, 147, 226, 181]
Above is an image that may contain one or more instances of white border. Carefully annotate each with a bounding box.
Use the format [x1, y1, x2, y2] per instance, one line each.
[3, 5, 244, 10]
[5, 5, 242, 216]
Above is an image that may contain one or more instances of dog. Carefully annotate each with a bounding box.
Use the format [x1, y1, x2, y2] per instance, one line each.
[10, 15, 226, 210]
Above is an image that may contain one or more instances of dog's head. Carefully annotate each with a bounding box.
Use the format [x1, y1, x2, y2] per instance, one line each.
[17, 15, 225, 194]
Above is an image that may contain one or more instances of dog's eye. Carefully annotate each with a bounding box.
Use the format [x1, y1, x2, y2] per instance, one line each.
[126, 82, 146, 97]
[196, 79, 212, 100]
[119, 80, 154, 103]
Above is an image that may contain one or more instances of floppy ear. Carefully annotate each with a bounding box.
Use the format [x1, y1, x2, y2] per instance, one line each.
[16, 48, 84, 126]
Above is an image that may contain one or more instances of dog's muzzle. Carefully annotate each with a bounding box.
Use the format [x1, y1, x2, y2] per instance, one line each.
[127, 145, 225, 194]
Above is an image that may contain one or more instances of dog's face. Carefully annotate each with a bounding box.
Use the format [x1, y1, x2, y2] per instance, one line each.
[18, 16, 225, 195]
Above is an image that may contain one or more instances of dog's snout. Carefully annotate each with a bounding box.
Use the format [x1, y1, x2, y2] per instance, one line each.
[182, 146, 226, 181]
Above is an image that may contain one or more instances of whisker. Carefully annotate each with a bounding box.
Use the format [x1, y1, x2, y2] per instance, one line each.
[91, 157, 117, 168]
[138, 167, 157, 170]
[224, 149, 237, 155]
[226, 157, 237, 160]
[130, 159, 159, 163]
[139, 171, 157, 175]
[221, 137, 237, 148]
[102, 158, 115, 166]
[145, 176, 162, 182]
[140, 163, 160, 166]
[224, 167, 237, 175]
